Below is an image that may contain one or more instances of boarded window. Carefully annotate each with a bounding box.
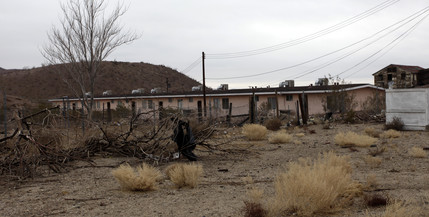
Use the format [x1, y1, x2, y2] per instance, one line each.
[189, 97, 193, 102]
[177, 99, 183, 109]
[148, 100, 153, 109]
[267, 97, 277, 110]
[213, 98, 220, 109]
[142, 100, 147, 109]
[222, 98, 229, 109]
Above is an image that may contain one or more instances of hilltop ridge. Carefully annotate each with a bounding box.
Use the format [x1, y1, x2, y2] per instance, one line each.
[0, 61, 201, 100]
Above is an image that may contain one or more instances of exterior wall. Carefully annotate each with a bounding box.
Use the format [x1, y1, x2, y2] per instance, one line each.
[50, 86, 384, 118]
[386, 88, 429, 130]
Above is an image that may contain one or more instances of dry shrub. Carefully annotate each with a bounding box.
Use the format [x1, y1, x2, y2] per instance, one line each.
[242, 188, 267, 217]
[334, 131, 377, 147]
[364, 156, 382, 168]
[385, 117, 404, 131]
[365, 194, 387, 207]
[243, 202, 267, 217]
[265, 118, 282, 131]
[242, 175, 254, 185]
[366, 200, 422, 217]
[409, 147, 427, 158]
[295, 133, 305, 137]
[364, 127, 382, 138]
[242, 124, 268, 141]
[269, 152, 362, 216]
[247, 187, 265, 203]
[380, 129, 401, 139]
[111, 163, 162, 191]
[268, 131, 292, 144]
[167, 163, 203, 188]
[368, 146, 386, 157]
[365, 174, 378, 190]
[293, 140, 302, 145]
[164, 163, 183, 178]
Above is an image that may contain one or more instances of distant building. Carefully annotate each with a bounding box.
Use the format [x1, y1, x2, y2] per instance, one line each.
[372, 64, 424, 89]
[49, 83, 384, 118]
[416, 68, 429, 87]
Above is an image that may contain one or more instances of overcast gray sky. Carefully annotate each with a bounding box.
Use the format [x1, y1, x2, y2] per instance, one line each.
[1, 0, 428, 89]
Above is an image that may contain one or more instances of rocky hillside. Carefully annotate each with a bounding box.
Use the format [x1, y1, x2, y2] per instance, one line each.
[0, 61, 201, 100]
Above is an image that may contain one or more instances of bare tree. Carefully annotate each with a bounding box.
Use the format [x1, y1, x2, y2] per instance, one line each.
[42, 0, 139, 120]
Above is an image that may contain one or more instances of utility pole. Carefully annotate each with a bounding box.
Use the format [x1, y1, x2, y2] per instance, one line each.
[202, 52, 207, 117]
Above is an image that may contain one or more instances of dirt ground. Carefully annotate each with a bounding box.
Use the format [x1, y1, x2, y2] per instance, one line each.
[1, 123, 429, 217]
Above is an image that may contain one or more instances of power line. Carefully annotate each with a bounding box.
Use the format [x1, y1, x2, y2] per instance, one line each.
[179, 57, 202, 75]
[206, 6, 429, 80]
[291, 8, 429, 80]
[341, 12, 429, 79]
[205, 0, 399, 59]
[261, 7, 429, 87]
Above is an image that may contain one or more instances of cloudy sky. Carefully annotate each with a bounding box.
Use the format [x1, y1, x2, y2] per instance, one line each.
[1, 0, 428, 89]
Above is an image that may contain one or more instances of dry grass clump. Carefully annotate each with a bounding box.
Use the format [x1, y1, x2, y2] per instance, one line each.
[334, 131, 377, 147]
[295, 133, 305, 137]
[366, 200, 422, 217]
[166, 163, 203, 188]
[268, 131, 293, 144]
[364, 156, 382, 168]
[380, 129, 401, 139]
[364, 127, 382, 138]
[384, 116, 404, 131]
[409, 147, 428, 158]
[264, 118, 282, 131]
[364, 193, 388, 207]
[269, 152, 362, 216]
[242, 188, 267, 217]
[242, 124, 268, 141]
[242, 175, 254, 185]
[293, 140, 302, 145]
[364, 174, 379, 190]
[111, 163, 162, 191]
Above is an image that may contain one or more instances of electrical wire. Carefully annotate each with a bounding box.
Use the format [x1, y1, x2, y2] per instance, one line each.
[259, 7, 429, 87]
[205, 0, 399, 59]
[288, 9, 429, 80]
[342, 12, 429, 79]
[179, 57, 202, 75]
[206, 6, 429, 80]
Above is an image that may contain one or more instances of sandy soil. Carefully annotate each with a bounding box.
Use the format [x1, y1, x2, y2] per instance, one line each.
[1, 123, 429, 217]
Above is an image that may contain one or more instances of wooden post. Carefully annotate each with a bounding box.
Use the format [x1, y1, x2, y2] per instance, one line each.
[3, 91, 7, 138]
[81, 100, 85, 136]
[296, 100, 300, 126]
[250, 88, 255, 123]
[102, 103, 105, 122]
[275, 89, 280, 118]
[298, 93, 308, 125]
[202, 52, 207, 118]
[227, 103, 232, 125]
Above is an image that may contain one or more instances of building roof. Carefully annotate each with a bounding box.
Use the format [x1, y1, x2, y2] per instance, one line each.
[49, 83, 383, 102]
[372, 64, 424, 75]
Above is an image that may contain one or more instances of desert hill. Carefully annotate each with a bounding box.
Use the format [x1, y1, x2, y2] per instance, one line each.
[0, 61, 201, 101]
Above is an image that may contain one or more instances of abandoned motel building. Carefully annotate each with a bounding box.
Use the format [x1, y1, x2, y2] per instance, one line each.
[49, 64, 429, 123]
